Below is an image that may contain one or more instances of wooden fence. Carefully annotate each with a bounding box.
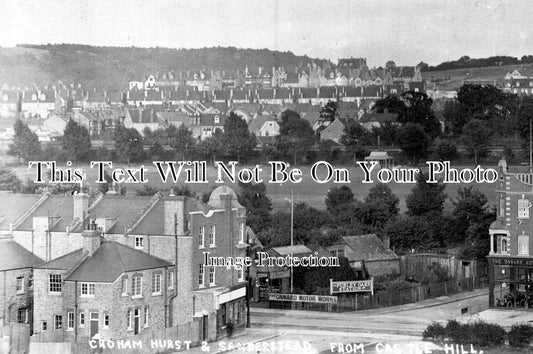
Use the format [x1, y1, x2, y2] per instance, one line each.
[269, 275, 488, 313]
[400, 253, 488, 280]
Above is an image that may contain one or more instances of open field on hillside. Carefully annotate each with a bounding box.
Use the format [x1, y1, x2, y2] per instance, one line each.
[12, 162, 500, 213]
[423, 63, 533, 90]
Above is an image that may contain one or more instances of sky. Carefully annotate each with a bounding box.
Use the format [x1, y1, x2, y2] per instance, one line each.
[0, 0, 532, 66]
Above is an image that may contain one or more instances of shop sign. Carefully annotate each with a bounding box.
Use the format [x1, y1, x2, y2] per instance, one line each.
[330, 279, 374, 294]
[268, 293, 338, 304]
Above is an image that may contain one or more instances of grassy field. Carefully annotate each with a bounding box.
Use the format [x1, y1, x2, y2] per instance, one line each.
[13, 161, 500, 213]
[423, 63, 533, 90]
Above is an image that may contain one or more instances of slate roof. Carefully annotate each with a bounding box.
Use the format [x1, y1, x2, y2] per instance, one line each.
[15, 194, 77, 232]
[248, 115, 277, 132]
[0, 234, 44, 271]
[65, 240, 172, 283]
[0, 192, 42, 230]
[340, 234, 398, 262]
[35, 249, 85, 270]
[257, 89, 274, 99]
[72, 195, 155, 234]
[272, 245, 312, 257]
[129, 197, 210, 236]
[213, 90, 231, 101]
[275, 88, 291, 99]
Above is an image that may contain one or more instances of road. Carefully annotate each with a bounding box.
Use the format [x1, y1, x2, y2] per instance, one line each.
[180, 289, 489, 354]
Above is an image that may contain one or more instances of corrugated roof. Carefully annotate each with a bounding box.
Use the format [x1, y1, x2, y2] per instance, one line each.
[0, 234, 44, 271]
[272, 245, 311, 256]
[65, 241, 172, 282]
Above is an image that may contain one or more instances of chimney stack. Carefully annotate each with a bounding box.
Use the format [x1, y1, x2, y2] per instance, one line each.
[73, 192, 89, 222]
[82, 220, 101, 257]
[383, 235, 390, 250]
[164, 196, 186, 236]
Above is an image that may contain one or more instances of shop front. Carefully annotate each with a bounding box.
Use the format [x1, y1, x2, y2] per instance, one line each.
[215, 284, 247, 337]
[488, 257, 533, 309]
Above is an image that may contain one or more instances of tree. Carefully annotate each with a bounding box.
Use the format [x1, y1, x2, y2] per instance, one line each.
[383, 216, 440, 252]
[319, 100, 338, 123]
[8, 119, 41, 163]
[399, 91, 441, 138]
[516, 96, 533, 155]
[196, 130, 224, 164]
[462, 119, 491, 164]
[114, 124, 145, 164]
[275, 110, 315, 164]
[406, 172, 446, 217]
[62, 119, 92, 162]
[222, 112, 255, 162]
[325, 185, 355, 214]
[397, 123, 430, 164]
[167, 124, 196, 159]
[434, 139, 458, 161]
[365, 184, 400, 217]
[448, 187, 495, 255]
[237, 181, 272, 233]
[340, 121, 372, 161]
[0, 168, 22, 192]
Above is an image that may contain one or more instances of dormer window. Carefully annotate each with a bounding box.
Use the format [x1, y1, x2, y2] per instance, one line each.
[214, 115, 220, 124]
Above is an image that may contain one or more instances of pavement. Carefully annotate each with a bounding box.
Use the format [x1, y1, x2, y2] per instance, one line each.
[174, 288, 533, 353]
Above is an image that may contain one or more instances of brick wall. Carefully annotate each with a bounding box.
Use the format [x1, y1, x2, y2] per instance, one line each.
[32, 268, 65, 335]
[0, 269, 34, 326]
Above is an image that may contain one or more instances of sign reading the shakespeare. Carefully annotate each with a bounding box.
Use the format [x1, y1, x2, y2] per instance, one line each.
[268, 293, 338, 304]
[330, 279, 374, 294]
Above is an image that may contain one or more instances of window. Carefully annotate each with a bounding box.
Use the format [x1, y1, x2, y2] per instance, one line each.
[49, 274, 62, 293]
[198, 264, 204, 286]
[16, 276, 24, 294]
[152, 273, 162, 294]
[67, 312, 74, 330]
[29, 274, 33, 290]
[209, 267, 215, 286]
[54, 315, 62, 329]
[17, 308, 28, 323]
[168, 270, 174, 289]
[132, 276, 142, 297]
[143, 307, 149, 327]
[239, 222, 245, 244]
[501, 238, 509, 253]
[135, 236, 144, 249]
[518, 199, 530, 219]
[127, 310, 133, 330]
[499, 198, 505, 217]
[238, 266, 244, 282]
[121, 276, 128, 296]
[198, 226, 205, 248]
[209, 226, 216, 247]
[80, 283, 95, 297]
[519, 235, 530, 255]
[41, 321, 47, 331]
[103, 313, 110, 328]
[79, 313, 85, 327]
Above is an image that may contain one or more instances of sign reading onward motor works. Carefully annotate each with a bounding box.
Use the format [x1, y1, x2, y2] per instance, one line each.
[330, 278, 374, 294]
[268, 293, 338, 304]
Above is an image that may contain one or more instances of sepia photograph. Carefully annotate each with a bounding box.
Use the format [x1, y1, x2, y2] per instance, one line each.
[0, 0, 533, 353]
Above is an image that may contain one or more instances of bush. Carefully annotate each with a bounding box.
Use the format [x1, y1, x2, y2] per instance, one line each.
[445, 319, 468, 344]
[508, 323, 533, 347]
[469, 321, 506, 347]
[423, 321, 445, 341]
